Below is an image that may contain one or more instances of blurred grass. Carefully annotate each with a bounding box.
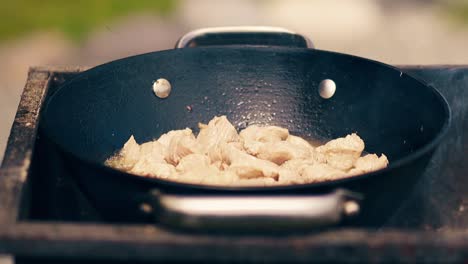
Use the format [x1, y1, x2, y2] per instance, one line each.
[440, 0, 468, 26]
[1, 0, 177, 42]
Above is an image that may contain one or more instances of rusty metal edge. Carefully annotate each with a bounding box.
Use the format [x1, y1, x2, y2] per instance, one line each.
[0, 68, 52, 225]
[1, 68, 51, 168]
[0, 222, 466, 262]
[0, 66, 91, 223]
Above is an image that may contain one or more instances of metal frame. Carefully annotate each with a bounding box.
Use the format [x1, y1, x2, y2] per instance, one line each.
[1, 66, 468, 262]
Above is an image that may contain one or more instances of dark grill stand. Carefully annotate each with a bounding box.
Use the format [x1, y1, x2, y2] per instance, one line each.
[0, 66, 468, 263]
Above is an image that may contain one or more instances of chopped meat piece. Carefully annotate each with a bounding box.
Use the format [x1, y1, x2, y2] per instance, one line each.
[278, 167, 303, 184]
[301, 163, 347, 183]
[286, 135, 315, 151]
[257, 141, 311, 165]
[164, 128, 201, 165]
[131, 162, 176, 179]
[316, 133, 364, 170]
[207, 141, 250, 168]
[228, 141, 244, 150]
[107, 135, 141, 171]
[129, 141, 169, 175]
[107, 116, 388, 187]
[197, 115, 240, 153]
[202, 170, 239, 186]
[348, 154, 389, 176]
[223, 143, 280, 179]
[107, 136, 177, 180]
[240, 125, 289, 155]
[258, 126, 288, 142]
[139, 141, 167, 162]
[176, 153, 211, 173]
[175, 153, 221, 184]
[235, 177, 277, 187]
[207, 140, 245, 166]
[157, 128, 191, 147]
[281, 158, 316, 174]
[178, 164, 219, 185]
[206, 146, 225, 169]
[279, 159, 349, 184]
[278, 159, 320, 184]
[228, 162, 278, 179]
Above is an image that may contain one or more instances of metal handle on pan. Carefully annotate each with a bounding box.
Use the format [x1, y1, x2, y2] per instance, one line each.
[175, 26, 314, 49]
[147, 189, 361, 232]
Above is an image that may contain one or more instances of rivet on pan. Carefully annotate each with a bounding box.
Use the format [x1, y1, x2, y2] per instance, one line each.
[344, 200, 360, 216]
[140, 203, 153, 214]
[153, 78, 172, 99]
[318, 79, 336, 99]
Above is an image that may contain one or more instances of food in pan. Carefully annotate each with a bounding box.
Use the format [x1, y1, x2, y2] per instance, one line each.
[106, 116, 388, 186]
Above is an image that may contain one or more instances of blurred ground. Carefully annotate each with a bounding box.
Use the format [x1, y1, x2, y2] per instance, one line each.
[1, 0, 468, 162]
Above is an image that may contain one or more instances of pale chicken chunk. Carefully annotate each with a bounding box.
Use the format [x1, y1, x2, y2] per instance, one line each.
[348, 154, 389, 176]
[240, 125, 289, 155]
[278, 159, 317, 184]
[221, 143, 280, 179]
[178, 165, 219, 185]
[205, 141, 239, 170]
[228, 162, 278, 179]
[286, 135, 324, 162]
[106, 135, 141, 171]
[235, 177, 277, 187]
[164, 129, 201, 165]
[176, 153, 219, 184]
[139, 141, 167, 162]
[106, 136, 177, 179]
[197, 116, 240, 153]
[157, 128, 191, 147]
[202, 170, 239, 186]
[281, 158, 316, 174]
[287, 135, 315, 148]
[316, 133, 364, 170]
[129, 141, 172, 176]
[278, 168, 303, 184]
[107, 116, 388, 187]
[279, 156, 351, 184]
[257, 141, 311, 165]
[301, 163, 347, 183]
[131, 162, 176, 179]
[176, 153, 210, 172]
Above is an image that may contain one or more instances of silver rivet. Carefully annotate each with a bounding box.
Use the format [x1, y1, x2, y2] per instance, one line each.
[318, 79, 336, 99]
[344, 200, 360, 216]
[140, 203, 153, 213]
[153, 78, 172, 99]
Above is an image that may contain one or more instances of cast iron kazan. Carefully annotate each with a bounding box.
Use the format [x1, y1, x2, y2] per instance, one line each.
[40, 27, 450, 229]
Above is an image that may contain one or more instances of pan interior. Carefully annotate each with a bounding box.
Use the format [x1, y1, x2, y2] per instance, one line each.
[41, 47, 449, 182]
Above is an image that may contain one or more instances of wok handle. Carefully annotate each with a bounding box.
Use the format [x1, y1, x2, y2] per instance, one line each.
[175, 26, 314, 49]
[146, 189, 361, 232]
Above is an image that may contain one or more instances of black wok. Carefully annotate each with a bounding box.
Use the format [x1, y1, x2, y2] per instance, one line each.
[40, 27, 450, 229]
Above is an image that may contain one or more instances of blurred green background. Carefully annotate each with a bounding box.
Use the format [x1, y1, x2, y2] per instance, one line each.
[2, 0, 468, 42]
[1, 0, 177, 42]
[443, 0, 468, 25]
